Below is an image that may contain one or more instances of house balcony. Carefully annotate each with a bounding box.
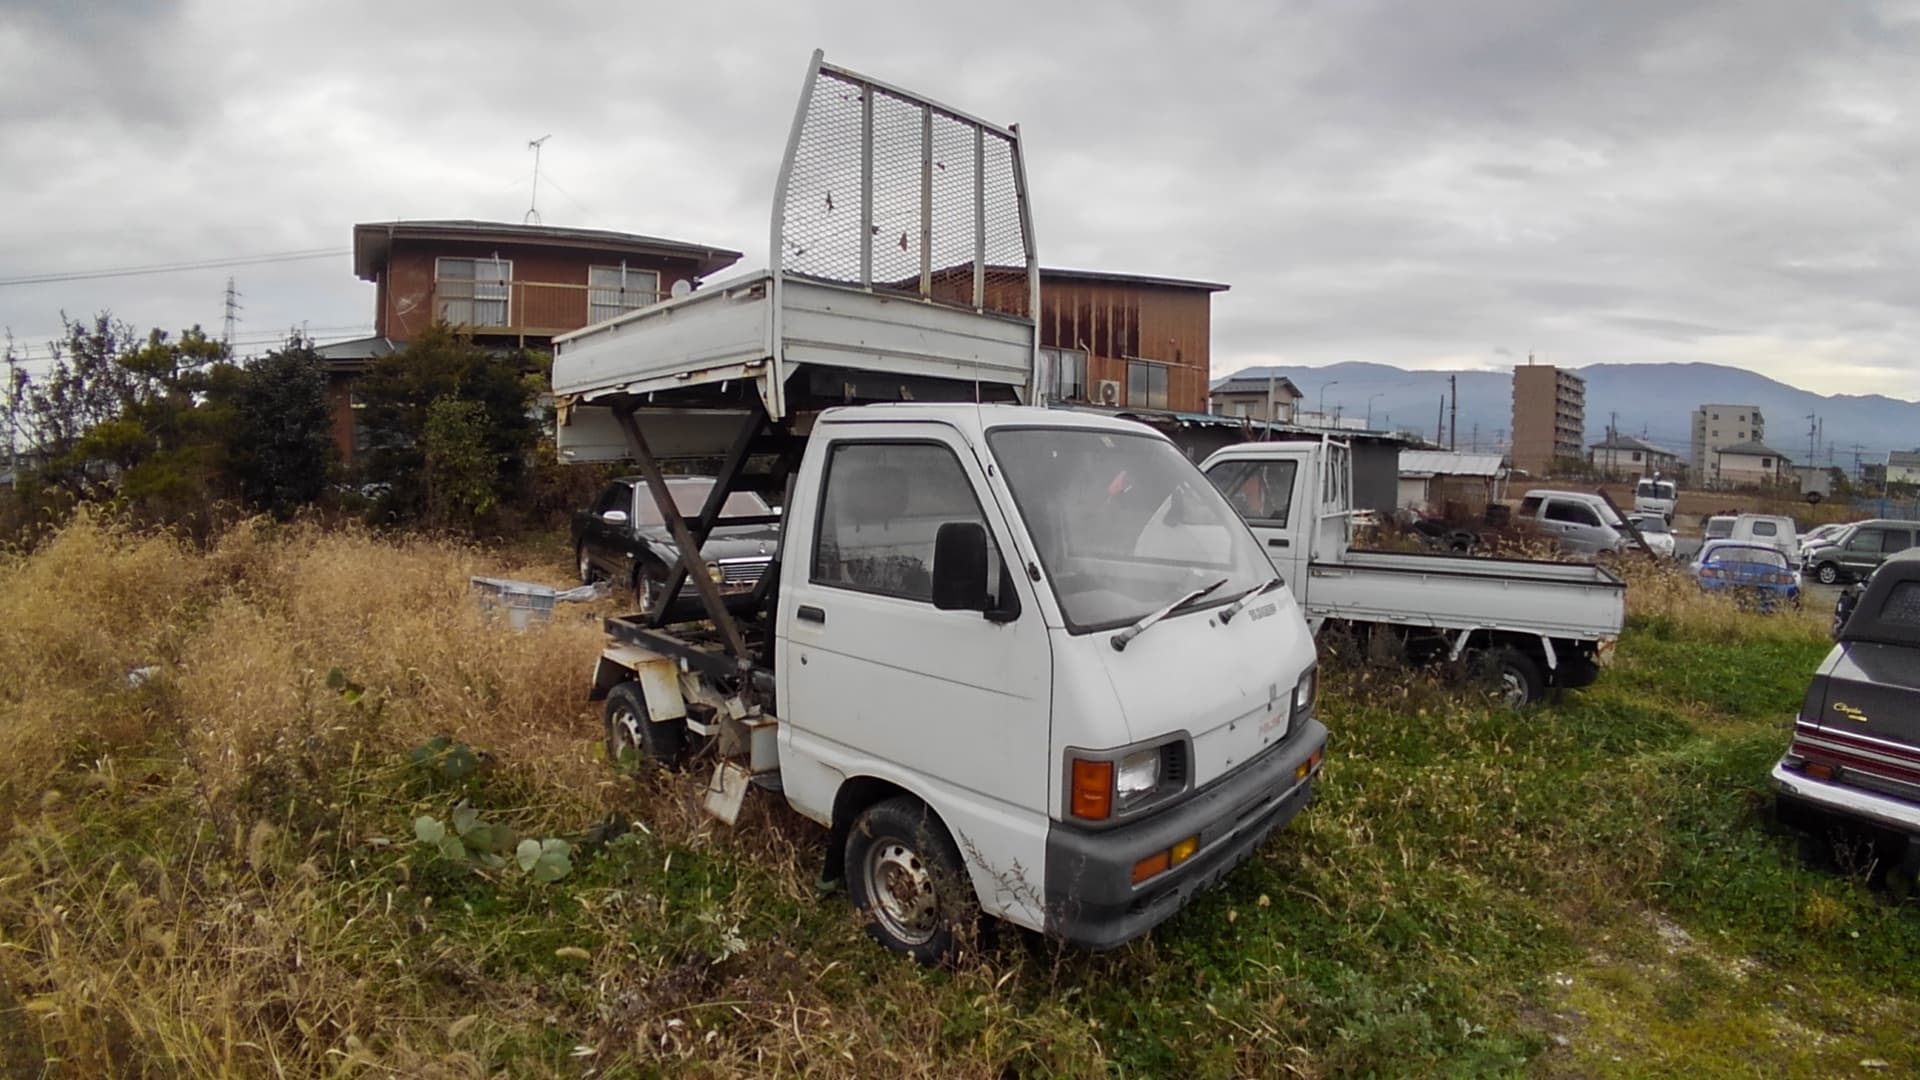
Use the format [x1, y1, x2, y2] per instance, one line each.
[430, 279, 662, 339]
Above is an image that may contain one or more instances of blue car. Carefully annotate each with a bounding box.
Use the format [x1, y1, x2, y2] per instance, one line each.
[1690, 540, 1801, 611]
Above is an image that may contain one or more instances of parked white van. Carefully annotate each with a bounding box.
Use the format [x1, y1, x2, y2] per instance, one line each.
[1729, 513, 1800, 565]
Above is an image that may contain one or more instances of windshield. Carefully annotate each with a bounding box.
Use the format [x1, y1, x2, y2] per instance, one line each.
[988, 428, 1272, 633]
[1705, 518, 1734, 539]
[1630, 516, 1670, 534]
[632, 480, 772, 527]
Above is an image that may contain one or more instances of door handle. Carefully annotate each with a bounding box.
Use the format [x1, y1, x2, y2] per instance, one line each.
[796, 604, 826, 624]
[1268, 537, 1290, 548]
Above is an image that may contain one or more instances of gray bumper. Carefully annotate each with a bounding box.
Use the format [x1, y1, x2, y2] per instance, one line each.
[1043, 717, 1328, 950]
[1771, 761, 1920, 835]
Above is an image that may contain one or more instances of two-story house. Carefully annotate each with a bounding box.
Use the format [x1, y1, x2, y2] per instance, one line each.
[318, 220, 742, 461]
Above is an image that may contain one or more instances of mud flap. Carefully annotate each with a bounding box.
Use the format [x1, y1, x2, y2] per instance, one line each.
[703, 761, 753, 826]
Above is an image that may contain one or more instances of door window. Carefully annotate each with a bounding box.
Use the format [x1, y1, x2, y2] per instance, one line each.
[1885, 530, 1914, 554]
[1544, 500, 1600, 527]
[811, 442, 999, 604]
[593, 484, 631, 517]
[1847, 529, 1884, 553]
[1206, 459, 1299, 526]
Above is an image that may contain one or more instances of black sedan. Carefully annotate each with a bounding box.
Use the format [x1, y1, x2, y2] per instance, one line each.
[573, 476, 778, 613]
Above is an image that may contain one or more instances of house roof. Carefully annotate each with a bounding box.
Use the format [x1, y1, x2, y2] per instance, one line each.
[312, 335, 399, 371]
[352, 220, 743, 281]
[1209, 367, 1304, 397]
[1888, 450, 1920, 468]
[1590, 433, 1675, 455]
[1039, 267, 1230, 293]
[1714, 440, 1793, 463]
[1399, 450, 1507, 479]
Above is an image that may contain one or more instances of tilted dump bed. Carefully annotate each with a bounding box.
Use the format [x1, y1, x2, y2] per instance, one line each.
[553, 50, 1040, 462]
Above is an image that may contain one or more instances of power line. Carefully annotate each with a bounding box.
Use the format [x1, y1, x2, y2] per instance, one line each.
[0, 247, 351, 288]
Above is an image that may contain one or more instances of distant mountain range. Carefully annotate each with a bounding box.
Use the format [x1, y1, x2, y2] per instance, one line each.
[1217, 361, 1920, 464]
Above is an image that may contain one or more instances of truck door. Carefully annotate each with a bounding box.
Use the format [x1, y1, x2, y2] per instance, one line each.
[1203, 449, 1309, 591]
[777, 427, 1052, 902]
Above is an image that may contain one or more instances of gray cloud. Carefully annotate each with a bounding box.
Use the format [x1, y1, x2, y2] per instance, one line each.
[1, 0, 1916, 399]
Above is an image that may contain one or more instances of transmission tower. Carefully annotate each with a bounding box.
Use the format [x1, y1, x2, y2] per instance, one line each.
[222, 276, 243, 351]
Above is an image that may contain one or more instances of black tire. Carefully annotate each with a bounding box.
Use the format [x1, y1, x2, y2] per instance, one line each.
[1816, 562, 1840, 586]
[1470, 645, 1546, 708]
[603, 682, 686, 771]
[632, 563, 666, 616]
[844, 796, 978, 965]
[577, 544, 598, 586]
[1556, 653, 1602, 690]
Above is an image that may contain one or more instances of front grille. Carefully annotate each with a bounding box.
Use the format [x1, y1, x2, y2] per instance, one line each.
[718, 558, 770, 587]
[1160, 741, 1189, 792]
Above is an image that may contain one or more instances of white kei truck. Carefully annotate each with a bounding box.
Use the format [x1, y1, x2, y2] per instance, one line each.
[549, 52, 1326, 962]
[1199, 442, 1626, 707]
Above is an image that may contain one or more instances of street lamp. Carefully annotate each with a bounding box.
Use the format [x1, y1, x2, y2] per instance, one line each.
[1365, 392, 1385, 430]
[1316, 380, 1340, 425]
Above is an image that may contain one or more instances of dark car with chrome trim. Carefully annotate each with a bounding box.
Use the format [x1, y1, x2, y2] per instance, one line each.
[572, 476, 778, 613]
[1773, 548, 1920, 890]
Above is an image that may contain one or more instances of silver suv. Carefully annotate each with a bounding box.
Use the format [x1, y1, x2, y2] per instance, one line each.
[1806, 520, 1917, 585]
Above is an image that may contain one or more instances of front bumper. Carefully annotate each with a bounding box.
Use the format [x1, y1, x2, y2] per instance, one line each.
[1771, 760, 1920, 836]
[1042, 717, 1328, 950]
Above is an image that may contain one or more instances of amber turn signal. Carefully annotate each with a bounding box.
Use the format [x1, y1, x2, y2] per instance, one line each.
[1170, 835, 1200, 865]
[1071, 759, 1114, 820]
[1131, 850, 1171, 884]
[1803, 761, 1836, 781]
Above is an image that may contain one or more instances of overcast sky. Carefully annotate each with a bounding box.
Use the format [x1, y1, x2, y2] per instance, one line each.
[2, 0, 1917, 400]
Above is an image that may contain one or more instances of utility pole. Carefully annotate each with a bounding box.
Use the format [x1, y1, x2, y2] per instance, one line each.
[1436, 396, 1445, 447]
[1472, 422, 1480, 452]
[222, 277, 242, 353]
[3, 336, 16, 480]
[1806, 411, 1817, 477]
[1448, 374, 1458, 451]
[1852, 443, 1863, 480]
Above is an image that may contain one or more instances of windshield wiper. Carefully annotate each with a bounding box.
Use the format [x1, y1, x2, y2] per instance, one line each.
[1110, 578, 1228, 652]
[1217, 576, 1283, 625]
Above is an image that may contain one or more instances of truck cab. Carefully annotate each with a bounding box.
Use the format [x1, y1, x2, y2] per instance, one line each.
[773, 406, 1324, 953]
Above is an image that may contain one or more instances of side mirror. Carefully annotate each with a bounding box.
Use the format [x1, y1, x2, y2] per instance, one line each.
[931, 521, 990, 612]
[600, 509, 630, 527]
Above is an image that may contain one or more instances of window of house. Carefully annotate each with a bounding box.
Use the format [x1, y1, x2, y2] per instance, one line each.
[1760, 458, 1772, 469]
[588, 264, 661, 323]
[435, 257, 511, 327]
[1631, 451, 1642, 462]
[1042, 347, 1089, 402]
[1711, 430, 1719, 438]
[1232, 402, 1250, 418]
[1711, 412, 1719, 420]
[811, 441, 1000, 604]
[1205, 458, 1299, 526]
[1127, 361, 1169, 410]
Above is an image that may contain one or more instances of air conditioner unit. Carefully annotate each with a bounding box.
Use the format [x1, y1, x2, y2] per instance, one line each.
[1096, 380, 1122, 406]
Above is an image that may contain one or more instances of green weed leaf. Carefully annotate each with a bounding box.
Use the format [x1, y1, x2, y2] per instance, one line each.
[413, 815, 446, 846]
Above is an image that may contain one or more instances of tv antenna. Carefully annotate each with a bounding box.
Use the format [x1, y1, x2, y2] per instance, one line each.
[525, 134, 552, 224]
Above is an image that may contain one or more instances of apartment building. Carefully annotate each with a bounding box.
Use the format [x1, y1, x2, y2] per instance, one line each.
[1689, 403, 1765, 479]
[1509, 363, 1586, 476]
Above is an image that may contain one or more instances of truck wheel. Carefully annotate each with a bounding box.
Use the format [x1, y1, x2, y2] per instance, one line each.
[603, 682, 686, 771]
[633, 565, 665, 615]
[577, 544, 598, 586]
[845, 796, 976, 965]
[1815, 562, 1840, 586]
[1471, 646, 1545, 708]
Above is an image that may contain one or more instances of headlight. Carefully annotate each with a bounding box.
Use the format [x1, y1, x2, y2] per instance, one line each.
[1116, 748, 1160, 800]
[1291, 666, 1317, 718]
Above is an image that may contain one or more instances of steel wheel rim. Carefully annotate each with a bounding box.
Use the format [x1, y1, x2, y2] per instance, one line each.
[609, 704, 644, 764]
[865, 840, 939, 945]
[579, 549, 593, 583]
[1497, 668, 1528, 708]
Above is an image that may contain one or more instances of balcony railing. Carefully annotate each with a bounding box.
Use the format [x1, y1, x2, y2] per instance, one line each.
[429, 280, 662, 337]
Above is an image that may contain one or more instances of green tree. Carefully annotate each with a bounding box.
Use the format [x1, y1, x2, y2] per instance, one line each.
[220, 338, 335, 517]
[354, 324, 543, 529]
[422, 396, 495, 528]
